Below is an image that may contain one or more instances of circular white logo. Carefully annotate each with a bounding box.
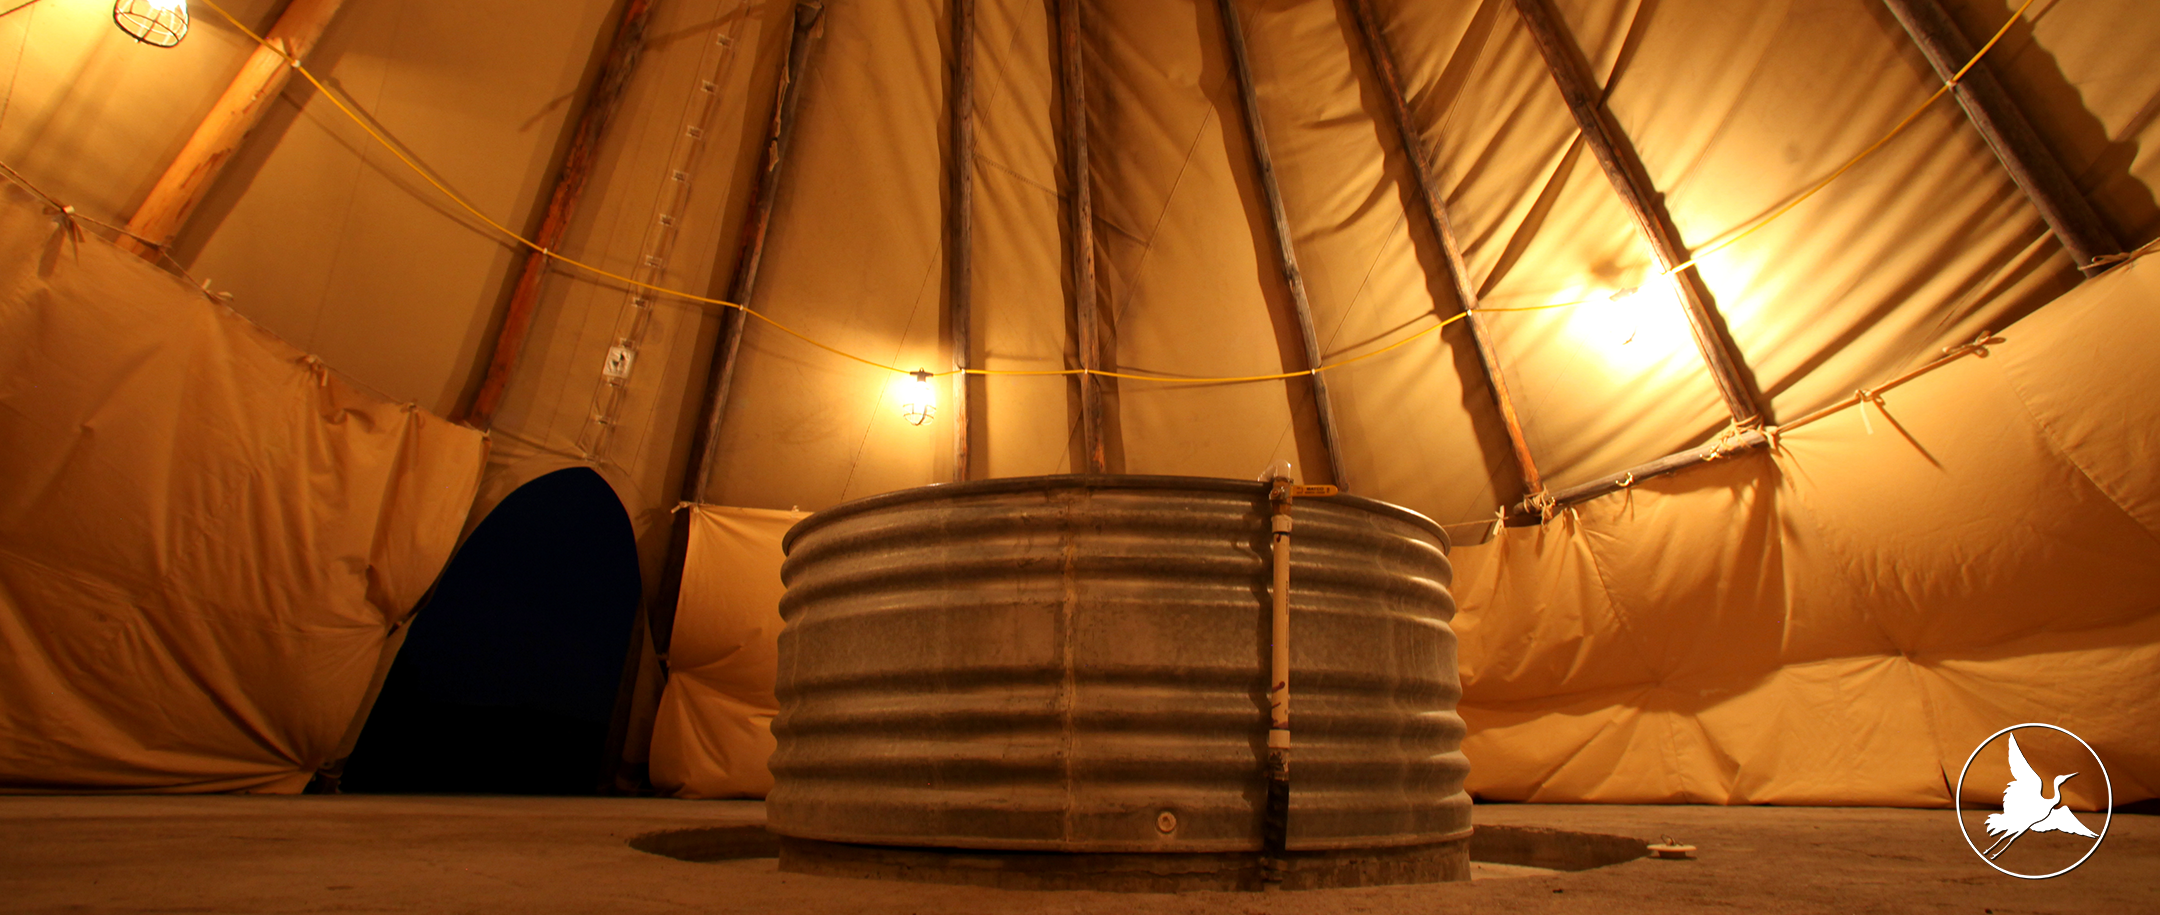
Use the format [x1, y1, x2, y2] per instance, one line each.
[1955, 723, 2111, 879]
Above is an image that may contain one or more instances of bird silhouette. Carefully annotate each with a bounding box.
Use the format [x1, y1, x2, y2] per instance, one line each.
[1981, 733, 2098, 860]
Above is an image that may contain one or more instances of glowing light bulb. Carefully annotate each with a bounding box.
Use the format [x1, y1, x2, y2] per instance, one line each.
[1604, 273, 1678, 346]
[115, 0, 190, 47]
[1599, 288, 1643, 346]
[898, 369, 936, 426]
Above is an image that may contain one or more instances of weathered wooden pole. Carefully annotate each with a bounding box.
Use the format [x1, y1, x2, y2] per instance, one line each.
[1057, 0, 1107, 473]
[460, 0, 658, 428]
[1879, 0, 2120, 275]
[1500, 328, 2002, 523]
[1215, 0, 1352, 491]
[650, 0, 824, 660]
[949, 0, 976, 481]
[121, 0, 347, 257]
[1343, 0, 1544, 494]
[1513, 0, 1764, 427]
[1501, 430, 1768, 524]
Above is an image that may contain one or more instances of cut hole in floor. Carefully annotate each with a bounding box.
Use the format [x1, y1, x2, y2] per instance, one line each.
[629, 825, 777, 862]
[1471, 861, 1562, 880]
[1470, 824, 1649, 872]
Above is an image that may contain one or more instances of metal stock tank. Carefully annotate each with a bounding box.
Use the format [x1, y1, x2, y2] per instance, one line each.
[765, 475, 1468, 890]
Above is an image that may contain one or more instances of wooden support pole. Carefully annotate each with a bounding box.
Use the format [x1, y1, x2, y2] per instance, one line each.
[650, 0, 824, 660]
[1500, 329, 2001, 524]
[1343, 0, 1543, 494]
[1513, 0, 1764, 427]
[121, 0, 347, 257]
[1502, 430, 1767, 525]
[1879, 0, 2121, 275]
[949, 0, 975, 481]
[1215, 0, 1351, 491]
[1057, 0, 1106, 473]
[460, 0, 658, 428]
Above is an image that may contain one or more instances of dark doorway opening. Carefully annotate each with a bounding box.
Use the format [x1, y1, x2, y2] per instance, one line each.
[342, 468, 641, 794]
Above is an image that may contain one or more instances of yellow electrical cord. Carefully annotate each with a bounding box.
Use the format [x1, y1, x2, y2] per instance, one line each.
[194, 0, 2040, 388]
[944, 298, 1596, 382]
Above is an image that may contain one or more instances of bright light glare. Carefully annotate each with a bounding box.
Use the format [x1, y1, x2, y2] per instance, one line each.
[147, 0, 186, 11]
[1570, 273, 1693, 371]
[896, 370, 936, 426]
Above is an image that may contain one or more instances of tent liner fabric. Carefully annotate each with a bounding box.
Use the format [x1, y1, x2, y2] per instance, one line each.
[0, 0, 2155, 804]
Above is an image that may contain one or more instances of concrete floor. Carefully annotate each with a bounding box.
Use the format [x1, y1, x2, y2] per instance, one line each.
[0, 796, 2150, 914]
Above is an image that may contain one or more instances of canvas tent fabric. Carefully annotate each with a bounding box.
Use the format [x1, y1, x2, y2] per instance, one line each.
[686, 0, 2160, 521]
[5, 3, 2156, 518]
[648, 504, 805, 799]
[1454, 251, 2160, 810]
[654, 0, 2160, 803]
[645, 234, 2160, 805]
[0, 187, 486, 793]
[0, 0, 2156, 804]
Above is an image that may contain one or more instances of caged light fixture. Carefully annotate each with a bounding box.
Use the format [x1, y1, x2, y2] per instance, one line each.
[898, 369, 937, 426]
[114, 0, 189, 48]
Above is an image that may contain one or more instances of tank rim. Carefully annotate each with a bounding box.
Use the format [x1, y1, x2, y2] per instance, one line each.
[780, 473, 1449, 554]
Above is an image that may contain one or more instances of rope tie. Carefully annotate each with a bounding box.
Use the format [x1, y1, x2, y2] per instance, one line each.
[1704, 425, 1752, 461]
[1856, 388, 1885, 434]
[1527, 488, 1559, 524]
[1942, 329, 2001, 359]
[47, 202, 84, 244]
[2085, 241, 2157, 270]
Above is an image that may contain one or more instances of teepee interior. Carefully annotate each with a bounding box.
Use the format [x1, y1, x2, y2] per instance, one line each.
[1, 0, 2156, 906]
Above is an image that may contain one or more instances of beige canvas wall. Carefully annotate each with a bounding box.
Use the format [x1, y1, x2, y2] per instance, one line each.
[644, 251, 2160, 806]
[0, 0, 617, 417]
[689, 0, 2160, 528]
[0, 0, 283, 221]
[0, 187, 485, 792]
[1, 0, 2156, 801]
[8, 0, 2156, 524]
[1454, 249, 2160, 807]
[648, 504, 804, 799]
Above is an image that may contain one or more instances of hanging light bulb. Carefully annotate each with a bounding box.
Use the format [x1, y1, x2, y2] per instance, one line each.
[898, 369, 936, 426]
[1603, 273, 1680, 346]
[115, 0, 190, 48]
[1605, 285, 1645, 345]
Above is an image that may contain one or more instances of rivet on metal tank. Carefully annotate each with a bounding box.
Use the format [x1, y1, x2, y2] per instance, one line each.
[766, 475, 1469, 892]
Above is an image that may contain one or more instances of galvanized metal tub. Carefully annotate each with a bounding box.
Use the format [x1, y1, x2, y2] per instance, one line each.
[766, 475, 1467, 889]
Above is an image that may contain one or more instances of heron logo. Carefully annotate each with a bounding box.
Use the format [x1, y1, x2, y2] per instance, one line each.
[1955, 723, 2111, 879]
